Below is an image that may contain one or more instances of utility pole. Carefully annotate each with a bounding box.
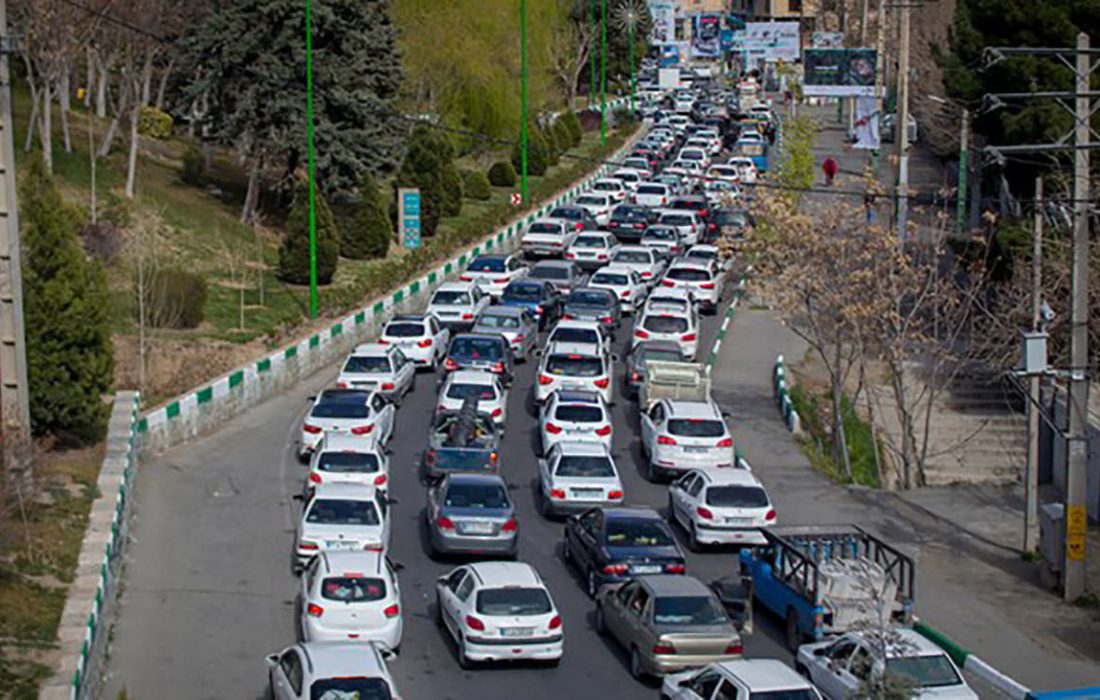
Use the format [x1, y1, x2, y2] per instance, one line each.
[872, 0, 886, 174]
[956, 107, 969, 237]
[600, 0, 607, 146]
[894, 2, 911, 243]
[0, 0, 32, 476]
[1025, 175, 1042, 555]
[520, 0, 528, 205]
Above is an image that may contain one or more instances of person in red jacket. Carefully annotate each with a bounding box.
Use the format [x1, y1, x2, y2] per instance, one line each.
[822, 156, 838, 186]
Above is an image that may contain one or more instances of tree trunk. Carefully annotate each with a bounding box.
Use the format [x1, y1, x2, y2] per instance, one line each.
[125, 52, 155, 198]
[84, 47, 94, 109]
[23, 87, 38, 153]
[99, 52, 133, 158]
[241, 153, 263, 224]
[96, 59, 108, 118]
[40, 82, 53, 174]
[833, 340, 853, 479]
[59, 70, 73, 153]
[154, 56, 175, 111]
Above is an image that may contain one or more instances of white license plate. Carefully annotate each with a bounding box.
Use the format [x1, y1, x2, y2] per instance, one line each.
[325, 540, 357, 549]
[725, 517, 753, 526]
[501, 627, 534, 638]
[631, 565, 662, 574]
[463, 522, 494, 534]
[571, 489, 603, 499]
[684, 447, 709, 454]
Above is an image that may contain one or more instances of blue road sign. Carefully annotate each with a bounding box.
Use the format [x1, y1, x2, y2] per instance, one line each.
[399, 188, 421, 249]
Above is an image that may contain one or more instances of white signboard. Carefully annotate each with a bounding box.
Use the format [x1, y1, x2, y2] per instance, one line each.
[853, 96, 880, 150]
[744, 21, 801, 62]
[647, 0, 676, 46]
[658, 67, 681, 90]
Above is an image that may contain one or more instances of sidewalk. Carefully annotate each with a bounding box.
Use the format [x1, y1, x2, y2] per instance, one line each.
[710, 305, 1100, 691]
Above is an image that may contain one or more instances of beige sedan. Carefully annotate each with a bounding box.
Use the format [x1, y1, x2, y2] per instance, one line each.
[594, 574, 743, 680]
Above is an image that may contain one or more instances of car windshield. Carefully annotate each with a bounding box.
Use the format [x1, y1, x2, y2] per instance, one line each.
[667, 268, 711, 282]
[687, 250, 716, 261]
[567, 291, 612, 307]
[432, 290, 472, 305]
[546, 355, 604, 377]
[311, 678, 392, 700]
[614, 207, 648, 221]
[443, 481, 509, 509]
[576, 196, 607, 206]
[668, 418, 724, 437]
[886, 655, 963, 688]
[530, 266, 570, 281]
[706, 485, 768, 507]
[446, 383, 497, 401]
[653, 595, 727, 626]
[384, 322, 425, 338]
[320, 576, 386, 602]
[555, 455, 615, 477]
[450, 338, 503, 360]
[606, 519, 674, 547]
[573, 236, 607, 249]
[555, 405, 603, 423]
[614, 250, 653, 263]
[311, 398, 370, 419]
[316, 452, 380, 474]
[680, 150, 704, 160]
[549, 328, 599, 345]
[639, 348, 684, 364]
[476, 588, 552, 616]
[592, 272, 628, 286]
[551, 208, 583, 220]
[343, 356, 391, 374]
[305, 498, 380, 526]
[594, 181, 620, 192]
[751, 691, 819, 700]
[528, 223, 561, 234]
[476, 314, 521, 330]
[505, 284, 542, 300]
[643, 315, 689, 334]
[467, 256, 506, 273]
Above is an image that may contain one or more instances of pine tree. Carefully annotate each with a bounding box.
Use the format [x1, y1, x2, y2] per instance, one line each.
[345, 176, 392, 260]
[512, 123, 549, 176]
[395, 125, 446, 236]
[21, 155, 114, 442]
[441, 161, 464, 217]
[278, 181, 340, 285]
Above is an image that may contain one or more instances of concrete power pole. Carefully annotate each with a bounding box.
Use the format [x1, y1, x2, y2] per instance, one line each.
[0, 0, 32, 478]
[894, 2, 911, 243]
[1025, 175, 1042, 555]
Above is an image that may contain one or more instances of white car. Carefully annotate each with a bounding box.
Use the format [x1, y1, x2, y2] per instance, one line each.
[610, 245, 667, 285]
[684, 244, 733, 275]
[634, 182, 672, 208]
[295, 483, 391, 570]
[379, 314, 449, 369]
[696, 129, 724, 155]
[669, 469, 774, 549]
[266, 642, 399, 700]
[537, 442, 624, 517]
[539, 390, 613, 453]
[676, 147, 710, 170]
[797, 628, 978, 700]
[521, 218, 577, 258]
[546, 318, 612, 357]
[674, 94, 695, 114]
[672, 159, 705, 177]
[707, 164, 742, 184]
[435, 562, 563, 668]
[574, 192, 615, 227]
[639, 225, 685, 260]
[536, 341, 614, 404]
[592, 177, 628, 203]
[662, 260, 723, 313]
[299, 550, 403, 651]
[727, 156, 759, 185]
[663, 659, 822, 700]
[427, 282, 491, 330]
[299, 389, 395, 460]
[565, 232, 621, 271]
[438, 370, 508, 426]
[645, 287, 699, 317]
[336, 344, 415, 403]
[663, 113, 690, 129]
[620, 157, 654, 179]
[588, 265, 648, 313]
[654, 173, 686, 197]
[658, 210, 704, 246]
[640, 400, 735, 479]
[306, 434, 389, 493]
[612, 168, 644, 193]
[684, 138, 714, 160]
[632, 305, 699, 359]
[460, 253, 528, 299]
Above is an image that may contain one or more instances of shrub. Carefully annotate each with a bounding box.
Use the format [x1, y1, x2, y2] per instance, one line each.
[136, 268, 208, 329]
[395, 125, 445, 237]
[80, 223, 123, 262]
[552, 118, 574, 156]
[511, 123, 548, 176]
[441, 161, 464, 217]
[487, 161, 517, 187]
[342, 175, 392, 259]
[137, 106, 173, 139]
[613, 108, 637, 128]
[541, 125, 561, 165]
[462, 169, 492, 200]
[577, 108, 602, 132]
[561, 110, 583, 147]
[181, 146, 205, 186]
[278, 180, 340, 285]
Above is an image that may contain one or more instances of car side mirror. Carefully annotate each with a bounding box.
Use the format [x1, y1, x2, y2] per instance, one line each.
[292, 493, 305, 502]
[391, 561, 406, 572]
[264, 653, 279, 667]
[538, 459, 547, 469]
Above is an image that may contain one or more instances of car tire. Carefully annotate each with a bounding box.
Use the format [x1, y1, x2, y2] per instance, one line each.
[458, 636, 476, 670]
[561, 536, 573, 565]
[785, 608, 802, 652]
[586, 568, 599, 599]
[594, 603, 607, 635]
[687, 522, 703, 553]
[629, 646, 647, 681]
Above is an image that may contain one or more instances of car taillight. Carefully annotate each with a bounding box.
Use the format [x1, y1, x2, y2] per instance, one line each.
[465, 615, 485, 631]
[661, 198, 667, 205]
[717, 437, 733, 448]
[575, 222, 584, 230]
[597, 254, 608, 260]
[550, 488, 566, 500]
[765, 509, 777, 521]
[657, 435, 677, 446]
[538, 374, 554, 385]
[437, 515, 455, 530]
[548, 614, 562, 629]
[696, 506, 714, 520]
[681, 333, 697, 342]
[364, 543, 384, 552]
[513, 334, 525, 343]
[444, 358, 459, 371]
[595, 425, 612, 436]
[661, 280, 675, 287]
[489, 451, 499, 466]
[335, 381, 348, 389]
[307, 603, 324, 618]
[490, 407, 503, 418]
[494, 277, 510, 283]
[425, 449, 437, 465]
[303, 424, 322, 434]
[377, 339, 390, 345]
[535, 305, 544, 315]
[381, 382, 395, 391]
[602, 563, 629, 575]
[562, 313, 574, 320]
[641, 271, 652, 278]
[630, 371, 640, 381]
[417, 338, 433, 348]
[491, 361, 504, 373]
[545, 422, 563, 434]
[634, 223, 645, 229]
[699, 282, 715, 290]
[700, 209, 708, 218]
[653, 642, 677, 655]
[665, 563, 687, 574]
[594, 377, 609, 389]
[621, 290, 631, 299]
[460, 275, 472, 281]
[309, 472, 322, 484]
[608, 489, 624, 500]
[634, 329, 650, 339]
[384, 604, 400, 619]
[565, 252, 576, 259]
[374, 474, 387, 486]
[502, 517, 518, 532]
[461, 313, 474, 320]
[300, 541, 319, 550]
[351, 424, 374, 435]
[724, 643, 744, 655]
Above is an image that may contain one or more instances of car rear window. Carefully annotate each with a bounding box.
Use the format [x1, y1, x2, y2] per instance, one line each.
[550, 208, 583, 220]
[311, 400, 370, 419]
[573, 236, 607, 248]
[467, 256, 506, 272]
[637, 185, 666, 195]
[432, 290, 472, 305]
[667, 267, 711, 282]
[504, 284, 542, 300]
[661, 214, 694, 226]
[476, 314, 521, 330]
[527, 222, 562, 234]
[384, 322, 425, 338]
[446, 383, 497, 401]
[653, 595, 727, 626]
[687, 250, 716, 262]
[606, 519, 674, 547]
[343, 356, 391, 374]
[679, 150, 704, 160]
[555, 405, 603, 423]
[549, 328, 598, 345]
[706, 485, 768, 508]
[594, 181, 621, 191]
[320, 576, 387, 602]
[575, 195, 607, 206]
[668, 418, 724, 437]
[316, 452, 380, 474]
[305, 499, 380, 526]
[443, 481, 509, 509]
[530, 266, 570, 281]
[640, 348, 685, 364]
[751, 691, 819, 700]
[476, 588, 552, 616]
[643, 229, 678, 241]
[555, 455, 615, 477]
[614, 250, 653, 263]
[886, 655, 963, 689]
[546, 355, 604, 377]
[592, 272, 628, 286]
[450, 337, 504, 359]
[310, 678, 392, 700]
[643, 315, 688, 334]
[567, 290, 613, 306]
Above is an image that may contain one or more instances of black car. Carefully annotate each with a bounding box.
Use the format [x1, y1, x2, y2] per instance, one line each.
[563, 506, 686, 598]
[623, 340, 689, 399]
[562, 287, 621, 333]
[608, 204, 658, 243]
[714, 207, 754, 240]
[443, 333, 515, 384]
[548, 205, 597, 233]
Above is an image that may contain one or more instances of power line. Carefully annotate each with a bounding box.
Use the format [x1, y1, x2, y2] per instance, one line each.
[56, 0, 167, 42]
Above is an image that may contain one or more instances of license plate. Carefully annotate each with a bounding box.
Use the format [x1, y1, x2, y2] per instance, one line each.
[501, 627, 534, 638]
[462, 522, 494, 534]
[631, 565, 662, 574]
[725, 517, 753, 526]
[571, 488, 603, 499]
[325, 540, 357, 549]
[685, 447, 709, 454]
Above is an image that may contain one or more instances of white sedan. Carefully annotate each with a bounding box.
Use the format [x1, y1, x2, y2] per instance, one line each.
[591, 177, 627, 203]
[639, 399, 735, 479]
[459, 253, 528, 299]
[435, 562, 563, 668]
[299, 389, 395, 460]
[426, 282, 491, 331]
[306, 434, 389, 493]
[299, 550, 402, 651]
[378, 314, 449, 369]
[537, 442, 624, 517]
[335, 344, 415, 404]
[609, 245, 667, 285]
[437, 370, 508, 425]
[565, 232, 621, 271]
[588, 265, 648, 313]
[295, 484, 391, 571]
[574, 192, 615, 227]
[668, 468, 775, 550]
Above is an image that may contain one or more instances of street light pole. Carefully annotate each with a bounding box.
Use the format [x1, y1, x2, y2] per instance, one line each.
[629, 14, 635, 113]
[305, 0, 318, 319]
[520, 0, 528, 205]
[600, 0, 607, 146]
[589, 0, 596, 108]
[956, 107, 969, 237]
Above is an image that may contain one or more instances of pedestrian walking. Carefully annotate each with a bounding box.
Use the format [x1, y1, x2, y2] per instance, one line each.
[822, 156, 838, 186]
[864, 191, 877, 224]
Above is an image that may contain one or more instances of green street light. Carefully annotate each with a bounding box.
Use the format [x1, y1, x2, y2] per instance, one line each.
[600, 0, 607, 146]
[305, 0, 317, 319]
[521, 0, 528, 204]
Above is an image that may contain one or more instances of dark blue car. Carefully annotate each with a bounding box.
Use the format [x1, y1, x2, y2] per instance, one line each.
[562, 506, 686, 598]
[499, 279, 563, 330]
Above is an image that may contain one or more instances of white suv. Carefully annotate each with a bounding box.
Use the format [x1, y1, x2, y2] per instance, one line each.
[546, 319, 612, 357]
[306, 434, 389, 493]
[299, 389, 395, 460]
[591, 177, 628, 203]
[336, 344, 415, 403]
[438, 370, 508, 426]
[537, 442, 624, 517]
[574, 192, 615, 226]
[539, 390, 613, 453]
[640, 399, 735, 479]
[662, 260, 723, 314]
[536, 341, 613, 404]
[379, 314, 449, 369]
[299, 550, 403, 651]
[668, 468, 775, 549]
[632, 305, 699, 359]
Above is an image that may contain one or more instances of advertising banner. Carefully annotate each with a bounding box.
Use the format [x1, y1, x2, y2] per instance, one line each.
[812, 31, 844, 48]
[744, 21, 800, 62]
[691, 13, 722, 58]
[803, 48, 877, 96]
[647, 0, 676, 46]
[853, 95, 880, 150]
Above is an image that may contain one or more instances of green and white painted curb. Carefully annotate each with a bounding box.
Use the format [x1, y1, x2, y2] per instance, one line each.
[914, 621, 1030, 700]
[773, 354, 802, 434]
[704, 275, 747, 368]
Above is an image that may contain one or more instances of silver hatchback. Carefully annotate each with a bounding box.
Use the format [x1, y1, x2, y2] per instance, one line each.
[426, 473, 518, 559]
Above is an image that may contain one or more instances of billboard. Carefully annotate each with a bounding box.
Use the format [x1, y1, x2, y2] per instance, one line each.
[802, 48, 877, 96]
[743, 21, 800, 61]
[647, 0, 676, 46]
[691, 13, 722, 58]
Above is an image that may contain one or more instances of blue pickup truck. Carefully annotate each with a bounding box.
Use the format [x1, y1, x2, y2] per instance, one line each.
[739, 525, 915, 651]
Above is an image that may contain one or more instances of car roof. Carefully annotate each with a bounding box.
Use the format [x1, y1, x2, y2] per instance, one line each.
[435, 281, 476, 292]
[390, 314, 427, 322]
[349, 343, 394, 358]
[637, 574, 711, 596]
[552, 318, 602, 331]
[317, 389, 372, 403]
[506, 278, 545, 290]
[566, 287, 615, 300]
[532, 260, 575, 270]
[592, 265, 634, 277]
[447, 369, 497, 384]
[319, 550, 385, 576]
[444, 472, 507, 488]
[478, 305, 526, 318]
[554, 441, 611, 456]
[552, 389, 602, 404]
[546, 341, 604, 357]
[666, 400, 722, 418]
[712, 660, 815, 691]
[317, 434, 384, 453]
[694, 468, 761, 487]
[311, 482, 381, 499]
[299, 642, 388, 678]
[452, 333, 508, 345]
[595, 177, 624, 186]
[849, 627, 956, 658]
[467, 561, 541, 588]
[469, 253, 508, 262]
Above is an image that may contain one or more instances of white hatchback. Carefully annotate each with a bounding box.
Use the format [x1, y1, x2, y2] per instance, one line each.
[295, 483, 391, 570]
[438, 370, 508, 426]
[588, 265, 648, 314]
[539, 390, 613, 453]
[379, 314, 449, 369]
[537, 442, 624, 517]
[610, 245, 667, 285]
[459, 253, 528, 299]
[300, 389, 395, 460]
[658, 209, 704, 246]
[727, 156, 759, 185]
[668, 469, 774, 549]
[565, 232, 621, 271]
[591, 177, 628, 203]
[662, 260, 723, 313]
[634, 182, 671, 208]
[574, 192, 615, 226]
[612, 168, 644, 193]
[299, 550, 403, 651]
[306, 434, 389, 493]
[536, 341, 614, 404]
[546, 319, 612, 357]
[632, 306, 699, 359]
[521, 218, 577, 258]
[640, 399, 736, 478]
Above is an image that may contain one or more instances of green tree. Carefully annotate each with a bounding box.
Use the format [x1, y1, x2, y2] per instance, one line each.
[462, 169, 492, 200]
[344, 176, 392, 259]
[278, 181, 340, 285]
[776, 115, 816, 205]
[552, 118, 574, 157]
[512, 122, 549, 176]
[441, 160, 464, 217]
[561, 110, 583, 147]
[21, 156, 114, 442]
[395, 125, 446, 236]
[488, 161, 517, 187]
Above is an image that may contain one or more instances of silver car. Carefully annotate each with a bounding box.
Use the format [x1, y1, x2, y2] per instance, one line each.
[472, 306, 538, 362]
[427, 473, 518, 558]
